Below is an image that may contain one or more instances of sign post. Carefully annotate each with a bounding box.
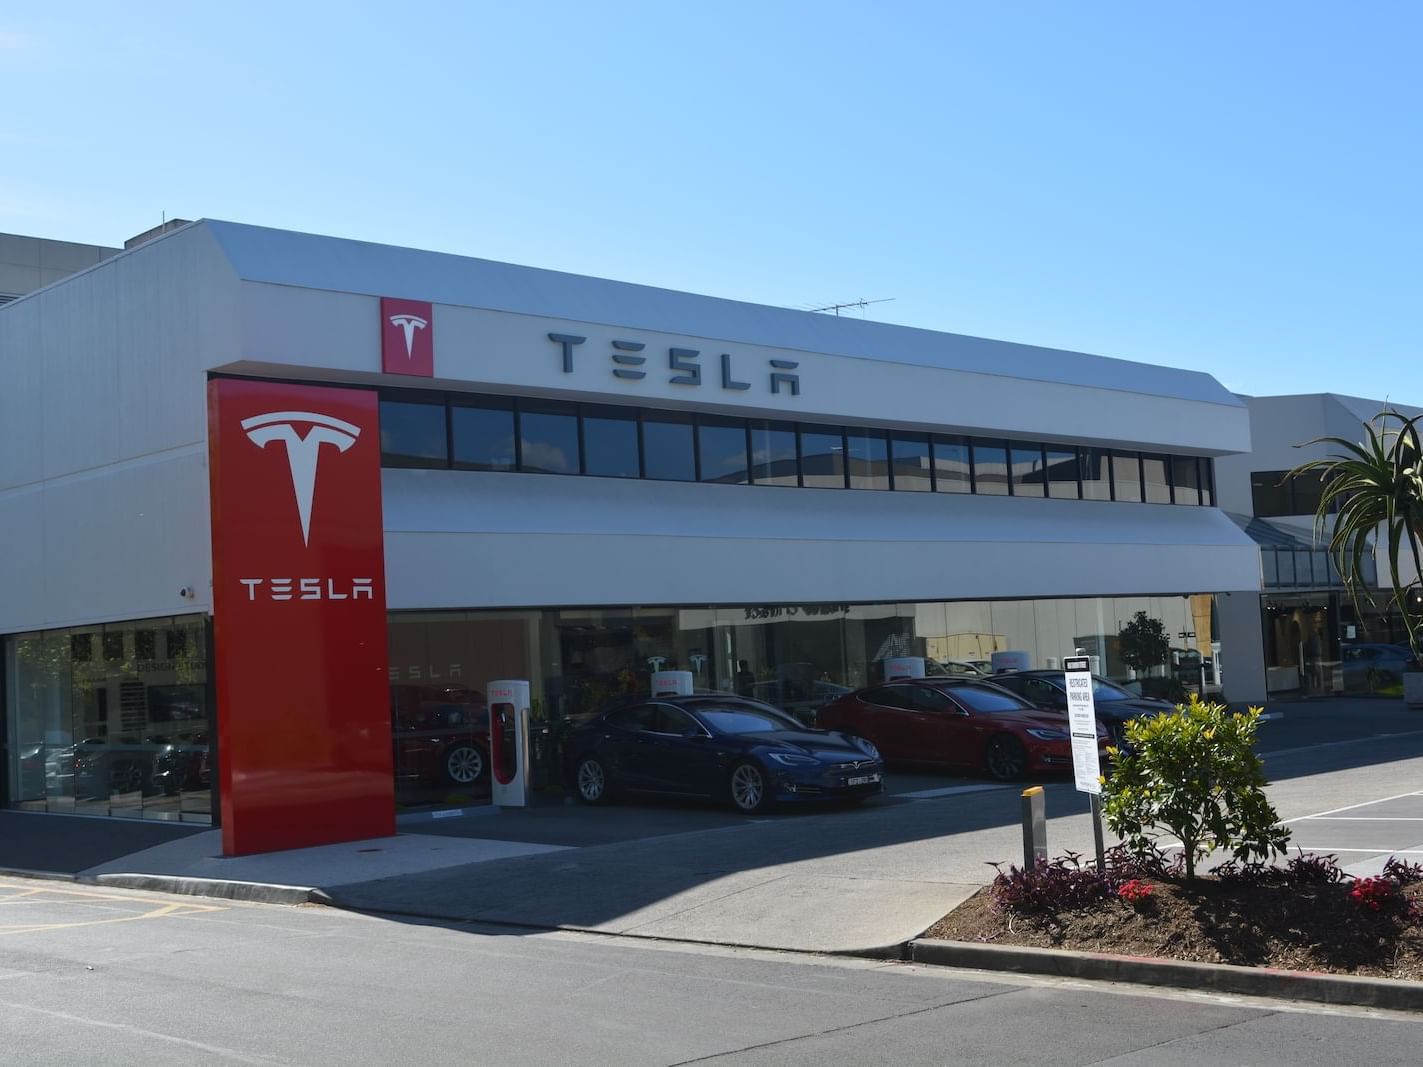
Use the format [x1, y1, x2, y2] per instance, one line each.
[1064, 655, 1107, 873]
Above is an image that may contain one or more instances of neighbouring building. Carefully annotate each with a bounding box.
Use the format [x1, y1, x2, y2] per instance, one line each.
[1215, 393, 1423, 700]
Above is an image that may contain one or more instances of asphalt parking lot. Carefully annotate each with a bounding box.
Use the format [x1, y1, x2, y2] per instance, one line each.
[403, 696, 1423, 849]
[1282, 790, 1423, 877]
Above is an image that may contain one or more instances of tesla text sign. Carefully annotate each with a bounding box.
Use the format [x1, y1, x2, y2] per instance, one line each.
[1063, 656, 1102, 796]
[208, 379, 394, 855]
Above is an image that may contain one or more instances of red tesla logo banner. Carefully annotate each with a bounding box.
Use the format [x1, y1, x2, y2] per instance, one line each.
[381, 297, 434, 377]
[208, 378, 394, 856]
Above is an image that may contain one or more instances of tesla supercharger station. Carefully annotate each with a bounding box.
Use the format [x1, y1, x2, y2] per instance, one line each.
[487, 679, 531, 807]
[883, 656, 926, 681]
[651, 671, 694, 697]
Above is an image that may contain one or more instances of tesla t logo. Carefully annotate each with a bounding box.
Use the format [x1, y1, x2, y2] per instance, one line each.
[381, 297, 434, 377]
[388, 313, 428, 359]
[242, 411, 361, 546]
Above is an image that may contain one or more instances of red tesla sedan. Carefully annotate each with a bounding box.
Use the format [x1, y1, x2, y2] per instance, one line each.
[816, 678, 1109, 781]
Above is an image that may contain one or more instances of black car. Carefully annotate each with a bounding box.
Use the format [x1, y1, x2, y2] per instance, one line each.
[988, 670, 1174, 745]
[564, 695, 884, 813]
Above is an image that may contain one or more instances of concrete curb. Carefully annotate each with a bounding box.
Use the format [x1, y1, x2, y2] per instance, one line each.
[88, 873, 319, 905]
[909, 938, 1423, 1011]
[0, 867, 79, 883]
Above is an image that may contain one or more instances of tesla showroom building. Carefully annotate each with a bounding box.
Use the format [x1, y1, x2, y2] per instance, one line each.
[0, 220, 1263, 854]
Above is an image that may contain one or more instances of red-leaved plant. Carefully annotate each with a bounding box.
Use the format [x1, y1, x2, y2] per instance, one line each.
[1117, 879, 1154, 903]
[1350, 876, 1399, 912]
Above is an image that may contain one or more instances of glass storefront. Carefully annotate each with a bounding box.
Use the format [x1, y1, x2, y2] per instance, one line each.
[1264, 592, 1415, 698]
[4, 616, 211, 821]
[387, 594, 1221, 808]
[3, 597, 1225, 819]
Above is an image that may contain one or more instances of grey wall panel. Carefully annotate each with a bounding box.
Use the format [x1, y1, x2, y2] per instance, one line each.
[380, 469, 1262, 611]
[1217, 591, 1268, 705]
[21, 450, 213, 631]
[237, 283, 378, 373]
[0, 224, 236, 633]
[0, 487, 44, 630]
[381, 468, 1260, 546]
[384, 530, 1261, 611]
[0, 297, 43, 491]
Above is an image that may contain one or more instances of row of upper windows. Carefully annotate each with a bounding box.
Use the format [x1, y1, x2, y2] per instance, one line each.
[379, 391, 1216, 505]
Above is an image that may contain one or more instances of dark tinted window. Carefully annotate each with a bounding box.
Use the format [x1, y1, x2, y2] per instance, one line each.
[655, 705, 700, 735]
[1019, 676, 1065, 705]
[911, 687, 955, 713]
[606, 705, 657, 732]
[1290, 470, 1326, 516]
[1250, 470, 1291, 516]
[135, 630, 157, 660]
[698, 417, 750, 484]
[519, 401, 579, 474]
[749, 420, 798, 486]
[889, 434, 931, 491]
[1201, 459, 1215, 506]
[103, 632, 125, 661]
[950, 685, 1034, 713]
[451, 399, 516, 471]
[1142, 453, 1171, 504]
[582, 405, 640, 478]
[800, 426, 846, 488]
[1112, 450, 1142, 502]
[1091, 677, 1135, 702]
[1045, 448, 1079, 499]
[1080, 448, 1112, 501]
[863, 685, 913, 709]
[380, 398, 449, 468]
[973, 441, 1010, 495]
[1010, 443, 1046, 497]
[846, 429, 889, 490]
[696, 706, 800, 733]
[642, 413, 696, 481]
[932, 435, 972, 493]
[1171, 455, 1200, 506]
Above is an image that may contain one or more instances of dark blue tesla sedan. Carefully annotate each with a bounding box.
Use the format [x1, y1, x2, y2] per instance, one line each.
[565, 695, 884, 813]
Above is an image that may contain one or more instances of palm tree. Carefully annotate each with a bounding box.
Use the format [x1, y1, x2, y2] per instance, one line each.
[1289, 409, 1423, 675]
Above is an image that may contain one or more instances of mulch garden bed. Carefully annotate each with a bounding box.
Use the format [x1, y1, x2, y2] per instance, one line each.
[925, 869, 1423, 981]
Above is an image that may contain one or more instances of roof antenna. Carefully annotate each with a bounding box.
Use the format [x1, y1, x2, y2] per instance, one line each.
[807, 297, 895, 317]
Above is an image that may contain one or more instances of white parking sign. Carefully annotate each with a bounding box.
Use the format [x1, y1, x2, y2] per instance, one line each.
[1063, 656, 1101, 795]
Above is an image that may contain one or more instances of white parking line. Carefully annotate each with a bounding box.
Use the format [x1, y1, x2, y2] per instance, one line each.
[1294, 847, 1423, 854]
[1281, 789, 1423, 823]
[1261, 730, 1423, 759]
[1300, 816, 1423, 822]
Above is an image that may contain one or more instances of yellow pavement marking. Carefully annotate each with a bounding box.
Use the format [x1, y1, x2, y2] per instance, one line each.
[0, 881, 225, 935]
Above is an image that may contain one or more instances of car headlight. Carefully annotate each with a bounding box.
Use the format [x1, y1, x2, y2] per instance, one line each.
[853, 738, 880, 759]
[1025, 728, 1068, 741]
[768, 752, 820, 766]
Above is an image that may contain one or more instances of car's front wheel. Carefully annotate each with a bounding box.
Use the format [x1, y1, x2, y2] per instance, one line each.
[728, 760, 772, 814]
[444, 744, 486, 786]
[575, 755, 612, 805]
[985, 735, 1028, 781]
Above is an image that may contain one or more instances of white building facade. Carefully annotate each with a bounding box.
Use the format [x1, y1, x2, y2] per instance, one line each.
[1, 220, 1263, 843]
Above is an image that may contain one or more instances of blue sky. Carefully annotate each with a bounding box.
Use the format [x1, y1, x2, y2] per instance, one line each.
[3, 2, 1417, 398]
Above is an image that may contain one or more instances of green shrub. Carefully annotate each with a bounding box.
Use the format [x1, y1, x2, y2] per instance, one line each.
[1101, 699, 1291, 880]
